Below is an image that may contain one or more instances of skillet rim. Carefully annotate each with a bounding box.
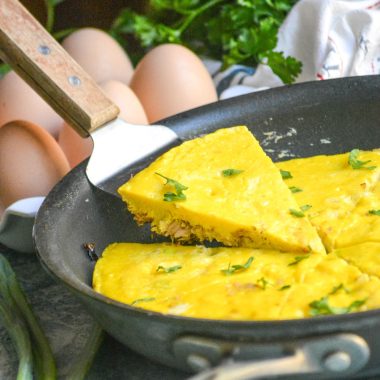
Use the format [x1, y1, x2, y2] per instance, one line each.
[34, 74, 380, 327]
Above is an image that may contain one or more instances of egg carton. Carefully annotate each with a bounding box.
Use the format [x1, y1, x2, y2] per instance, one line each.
[0, 197, 44, 253]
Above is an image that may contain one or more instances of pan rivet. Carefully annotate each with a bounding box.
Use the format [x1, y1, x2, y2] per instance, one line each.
[68, 75, 81, 86]
[38, 45, 50, 55]
[323, 351, 351, 372]
[187, 354, 211, 372]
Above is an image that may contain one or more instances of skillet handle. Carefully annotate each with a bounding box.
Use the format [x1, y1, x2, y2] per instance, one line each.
[177, 333, 370, 380]
[0, 0, 119, 137]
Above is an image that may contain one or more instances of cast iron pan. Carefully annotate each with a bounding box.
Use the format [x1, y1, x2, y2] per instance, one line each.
[34, 75, 380, 380]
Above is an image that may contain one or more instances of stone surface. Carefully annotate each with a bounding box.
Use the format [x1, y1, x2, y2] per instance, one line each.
[0, 243, 185, 379]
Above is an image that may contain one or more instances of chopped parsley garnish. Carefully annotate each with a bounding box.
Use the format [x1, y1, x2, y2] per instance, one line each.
[309, 296, 366, 316]
[257, 277, 270, 289]
[280, 169, 293, 179]
[155, 172, 188, 202]
[289, 205, 311, 217]
[348, 149, 377, 170]
[279, 285, 291, 291]
[289, 208, 305, 218]
[329, 283, 350, 295]
[288, 255, 310, 266]
[289, 186, 302, 193]
[131, 297, 156, 306]
[369, 210, 380, 216]
[222, 168, 244, 177]
[300, 204, 312, 212]
[221, 256, 254, 276]
[156, 265, 182, 273]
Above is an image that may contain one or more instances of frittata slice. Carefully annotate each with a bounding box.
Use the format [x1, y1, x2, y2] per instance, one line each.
[276, 150, 380, 251]
[335, 242, 380, 278]
[118, 126, 325, 254]
[93, 243, 380, 320]
[335, 182, 380, 248]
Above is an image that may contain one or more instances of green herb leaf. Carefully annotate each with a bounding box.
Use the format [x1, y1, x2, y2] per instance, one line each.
[288, 255, 310, 266]
[280, 169, 293, 179]
[348, 149, 377, 170]
[221, 256, 254, 275]
[222, 168, 244, 177]
[309, 296, 366, 316]
[109, 1, 301, 83]
[156, 172, 188, 202]
[156, 265, 182, 273]
[369, 210, 380, 216]
[300, 204, 312, 212]
[257, 277, 270, 289]
[131, 297, 156, 306]
[289, 208, 305, 218]
[0, 63, 11, 79]
[329, 283, 350, 295]
[279, 284, 291, 291]
[289, 186, 302, 193]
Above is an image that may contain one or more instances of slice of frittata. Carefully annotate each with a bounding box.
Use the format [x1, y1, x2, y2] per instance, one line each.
[93, 243, 380, 320]
[335, 182, 380, 248]
[118, 126, 325, 254]
[276, 150, 380, 252]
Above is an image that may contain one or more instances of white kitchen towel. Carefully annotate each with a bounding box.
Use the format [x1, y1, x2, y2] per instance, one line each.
[211, 0, 380, 99]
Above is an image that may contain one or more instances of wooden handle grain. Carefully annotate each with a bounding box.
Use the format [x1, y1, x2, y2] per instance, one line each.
[0, 0, 120, 136]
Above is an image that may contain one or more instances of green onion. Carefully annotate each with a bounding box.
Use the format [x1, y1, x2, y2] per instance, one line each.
[65, 323, 104, 380]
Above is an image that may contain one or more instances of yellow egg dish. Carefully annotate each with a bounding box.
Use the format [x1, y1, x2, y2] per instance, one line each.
[335, 242, 380, 277]
[335, 182, 380, 248]
[93, 243, 380, 320]
[276, 150, 380, 251]
[118, 126, 325, 254]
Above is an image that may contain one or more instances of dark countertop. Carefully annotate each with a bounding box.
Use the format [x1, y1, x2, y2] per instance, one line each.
[0, 243, 186, 379]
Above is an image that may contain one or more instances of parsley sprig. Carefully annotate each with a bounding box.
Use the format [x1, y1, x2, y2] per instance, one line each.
[309, 296, 366, 316]
[348, 149, 377, 170]
[221, 256, 254, 275]
[369, 210, 380, 216]
[155, 173, 188, 202]
[110, 0, 302, 84]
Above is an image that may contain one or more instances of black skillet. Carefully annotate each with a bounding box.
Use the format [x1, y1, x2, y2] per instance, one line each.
[33, 75, 380, 380]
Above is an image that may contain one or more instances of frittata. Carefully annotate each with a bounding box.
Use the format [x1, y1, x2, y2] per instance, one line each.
[118, 126, 325, 254]
[93, 127, 380, 321]
[276, 151, 380, 251]
[93, 243, 380, 320]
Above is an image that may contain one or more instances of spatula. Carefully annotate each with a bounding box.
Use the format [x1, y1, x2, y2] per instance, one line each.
[0, 0, 180, 196]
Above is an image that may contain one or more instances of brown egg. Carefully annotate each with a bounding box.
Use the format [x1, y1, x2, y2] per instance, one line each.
[0, 121, 70, 208]
[58, 80, 148, 168]
[130, 43, 218, 123]
[0, 71, 63, 138]
[62, 27, 134, 85]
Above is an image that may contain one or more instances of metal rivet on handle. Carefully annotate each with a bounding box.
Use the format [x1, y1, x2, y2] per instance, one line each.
[323, 351, 352, 372]
[38, 45, 50, 55]
[68, 75, 81, 86]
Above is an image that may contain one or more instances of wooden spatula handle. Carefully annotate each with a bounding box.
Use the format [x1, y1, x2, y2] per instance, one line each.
[0, 0, 120, 136]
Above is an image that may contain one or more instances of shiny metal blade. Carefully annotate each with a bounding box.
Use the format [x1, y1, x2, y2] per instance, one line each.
[86, 119, 180, 195]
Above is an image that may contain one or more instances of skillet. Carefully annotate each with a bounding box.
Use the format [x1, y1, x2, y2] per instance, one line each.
[34, 75, 380, 379]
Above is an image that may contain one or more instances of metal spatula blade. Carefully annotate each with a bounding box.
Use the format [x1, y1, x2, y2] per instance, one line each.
[87, 120, 179, 192]
[0, 0, 179, 197]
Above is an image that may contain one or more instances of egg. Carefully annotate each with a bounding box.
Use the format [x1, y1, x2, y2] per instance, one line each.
[0, 71, 63, 138]
[62, 27, 134, 85]
[0, 121, 70, 209]
[58, 80, 148, 168]
[130, 43, 218, 123]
